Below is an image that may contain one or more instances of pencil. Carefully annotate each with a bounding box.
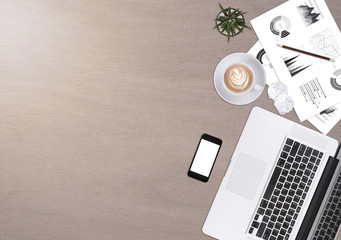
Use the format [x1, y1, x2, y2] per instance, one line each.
[277, 44, 335, 62]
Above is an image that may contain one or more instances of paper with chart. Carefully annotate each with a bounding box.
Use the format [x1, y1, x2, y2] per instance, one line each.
[250, 0, 341, 122]
[248, 41, 279, 86]
[248, 41, 341, 135]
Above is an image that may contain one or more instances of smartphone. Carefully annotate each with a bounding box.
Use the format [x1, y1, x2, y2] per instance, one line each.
[187, 134, 222, 182]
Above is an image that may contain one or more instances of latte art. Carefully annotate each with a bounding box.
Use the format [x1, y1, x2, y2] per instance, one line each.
[224, 64, 254, 93]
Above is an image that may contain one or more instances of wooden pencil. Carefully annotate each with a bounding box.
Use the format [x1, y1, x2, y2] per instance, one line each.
[277, 44, 335, 62]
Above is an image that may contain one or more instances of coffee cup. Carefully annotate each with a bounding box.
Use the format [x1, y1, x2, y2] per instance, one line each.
[223, 63, 255, 94]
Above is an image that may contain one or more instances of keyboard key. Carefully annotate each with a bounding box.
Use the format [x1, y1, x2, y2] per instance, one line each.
[286, 138, 294, 146]
[272, 229, 279, 236]
[279, 195, 285, 202]
[265, 209, 272, 216]
[284, 163, 291, 170]
[307, 163, 314, 170]
[261, 200, 268, 208]
[271, 215, 277, 222]
[280, 209, 287, 216]
[273, 208, 280, 215]
[310, 156, 316, 164]
[304, 169, 311, 177]
[288, 209, 295, 216]
[268, 221, 274, 228]
[285, 215, 292, 223]
[275, 222, 281, 229]
[279, 176, 286, 183]
[249, 228, 254, 234]
[286, 196, 293, 203]
[288, 156, 294, 163]
[290, 142, 300, 156]
[263, 228, 271, 239]
[264, 167, 282, 200]
[305, 147, 312, 157]
[287, 175, 293, 182]
[291, 202, 297, 209]
[297, 189, 303, 196]
[289, 190, 295, 197]
[263, 215, 269, 223]
[256, 223, 266, 238]
[283, 145, 291, 152]
[276, 182, 284, 190]
[302, 157, 309, 164]
[252, 221, 260, 228]
[312, 149, 319, 157]
[281, 152, 288, 159]
[268, 202, 275, 209]
[292, 162, 299, 169]
[291, 183, 298, 190]
[278, 216, 284, 223]
[298, 144, 306, 156]
[278, 158, 285, 167]
[284, 182, 291, 189]
[257, 208, 265, 215]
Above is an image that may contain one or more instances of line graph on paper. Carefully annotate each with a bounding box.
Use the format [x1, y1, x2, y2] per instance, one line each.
[299, 78, 326, 108]
[310, 28, 341, 58]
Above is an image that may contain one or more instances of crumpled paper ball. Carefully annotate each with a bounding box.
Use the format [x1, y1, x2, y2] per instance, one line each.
[274, 94, 294, 115]
[268, 81, 294, 115]
[268, 81, 288, 100]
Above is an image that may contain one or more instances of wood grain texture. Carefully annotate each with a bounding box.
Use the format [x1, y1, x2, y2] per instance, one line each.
[0, 0, 341, 239]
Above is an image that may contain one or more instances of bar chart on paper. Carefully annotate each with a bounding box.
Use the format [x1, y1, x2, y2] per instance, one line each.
[299, 78, 326, 108]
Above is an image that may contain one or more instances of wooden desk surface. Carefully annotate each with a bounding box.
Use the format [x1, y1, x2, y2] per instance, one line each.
[1, 0, 341, 239]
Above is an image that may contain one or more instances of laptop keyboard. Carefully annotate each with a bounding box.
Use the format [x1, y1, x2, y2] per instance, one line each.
[248, 137, 324, 240]
[312, 174, 341, 240]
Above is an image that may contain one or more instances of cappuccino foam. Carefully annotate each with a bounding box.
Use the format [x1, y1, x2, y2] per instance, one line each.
[224, 64, 253, 93]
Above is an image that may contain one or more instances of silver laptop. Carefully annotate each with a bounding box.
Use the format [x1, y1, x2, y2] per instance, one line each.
[203, 107, 341, 240]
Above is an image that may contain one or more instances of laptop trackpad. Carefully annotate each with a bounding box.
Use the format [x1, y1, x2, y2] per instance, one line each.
[226, 153, 267, 200]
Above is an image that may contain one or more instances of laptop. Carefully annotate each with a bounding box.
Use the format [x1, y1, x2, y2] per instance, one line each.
[203, 107, 341, 240]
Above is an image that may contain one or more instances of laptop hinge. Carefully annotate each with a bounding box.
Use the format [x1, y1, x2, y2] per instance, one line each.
[295, 155, 339, 239]
[335, 143, 341, 161]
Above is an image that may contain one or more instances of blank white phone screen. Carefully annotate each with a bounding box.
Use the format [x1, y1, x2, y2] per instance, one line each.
[190, 139, 220, 177]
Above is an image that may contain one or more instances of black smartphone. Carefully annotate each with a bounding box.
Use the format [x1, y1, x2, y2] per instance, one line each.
[187, 134, 222, 182]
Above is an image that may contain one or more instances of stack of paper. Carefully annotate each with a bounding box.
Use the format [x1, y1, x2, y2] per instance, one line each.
[248, 0, 341, 135]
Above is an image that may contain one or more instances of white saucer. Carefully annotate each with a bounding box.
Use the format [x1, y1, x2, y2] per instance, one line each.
[214, 53, 266, 105]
